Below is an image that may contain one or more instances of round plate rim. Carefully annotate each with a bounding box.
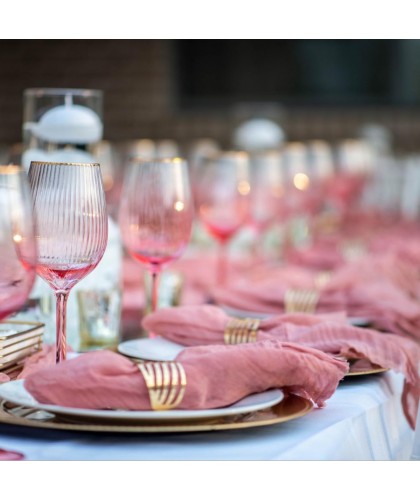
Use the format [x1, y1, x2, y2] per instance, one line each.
[0, 380, 284, 422]
[0, 394, 313, 433]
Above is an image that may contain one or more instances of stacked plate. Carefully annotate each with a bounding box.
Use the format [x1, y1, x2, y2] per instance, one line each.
[0, 321, 44, 378]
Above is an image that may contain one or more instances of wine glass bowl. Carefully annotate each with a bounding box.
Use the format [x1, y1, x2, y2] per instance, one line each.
[119, 157, 194, 316]
[194, 151, 251, 284]
[250, 149, 285, 233]
[28, 161, 108, 362]
[0, 165, 37, 320]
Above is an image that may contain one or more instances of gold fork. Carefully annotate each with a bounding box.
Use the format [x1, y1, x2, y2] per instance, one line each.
[284, 288, 320, 314]
[137, 361, 187, 411]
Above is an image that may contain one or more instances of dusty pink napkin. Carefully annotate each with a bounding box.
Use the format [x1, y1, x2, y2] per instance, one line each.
[210, 255, 420, 340]
[143, 304, 420, 428]
[267, 319, 420, 429]
[0, 345, 73, 384]
[212, 279, 346, 315]
[142, 304, 347, 346]
[24, 340, 348, 411]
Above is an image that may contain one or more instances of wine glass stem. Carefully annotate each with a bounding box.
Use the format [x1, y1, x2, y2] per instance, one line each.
[55, 291, 69, 363]
[151, 270, 160, 313]
[217, 241, 228, 286]
[147, 269, 161, 339]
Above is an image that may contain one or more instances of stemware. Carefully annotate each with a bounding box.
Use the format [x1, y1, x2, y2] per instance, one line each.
[281, 142, 317, 248]
[28, 161, 108, 363]
[329, 139, 374, 216]
[0, 165, 37, 320]
[194, 151, 251, 285]
[249, 149, 285, 261]
[119, 157, 194, 318]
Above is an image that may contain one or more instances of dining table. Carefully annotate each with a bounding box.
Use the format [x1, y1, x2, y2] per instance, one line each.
[0, 370, 415, 461]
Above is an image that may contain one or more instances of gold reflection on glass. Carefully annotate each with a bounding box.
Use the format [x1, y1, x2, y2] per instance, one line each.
[13, 234, 23, 243]
[174, 200, 184, 212]
[293, 173, 310, 191]
[237, 180, 251, 195]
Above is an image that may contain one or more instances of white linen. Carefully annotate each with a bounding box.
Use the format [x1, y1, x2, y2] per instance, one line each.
[0, 371, 414, 460]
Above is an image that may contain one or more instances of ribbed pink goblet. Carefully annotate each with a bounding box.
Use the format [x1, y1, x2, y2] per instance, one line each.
[119, 157, 194, 322]
[28, 161, 108, 363]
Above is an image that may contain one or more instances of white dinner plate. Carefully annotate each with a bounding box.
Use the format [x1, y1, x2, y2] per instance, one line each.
[221, 305, 370, 327]
[118, 337, 185, 361]
[0, 379, 284, 423]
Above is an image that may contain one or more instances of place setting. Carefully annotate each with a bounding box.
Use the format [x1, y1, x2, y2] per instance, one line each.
[1, 40, 420, 464]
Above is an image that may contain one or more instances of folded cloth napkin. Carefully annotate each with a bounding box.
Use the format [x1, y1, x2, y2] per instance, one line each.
[342, 280, 420, 340]
[267, 319, 420, 429]
[17, 344, 58, 380]
[210, 253, 420, 340]
[143, 305, 420, 428]
[285, 241, 346, 271]
[327, 254, 420, 301]
[211, 279, 346, 315]
[142, 304, 347, 346]
[0, 345, 72, 384]
[24, 340, 348, 411]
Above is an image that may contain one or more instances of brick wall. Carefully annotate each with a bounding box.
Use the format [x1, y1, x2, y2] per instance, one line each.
[0, 39, 419, 152]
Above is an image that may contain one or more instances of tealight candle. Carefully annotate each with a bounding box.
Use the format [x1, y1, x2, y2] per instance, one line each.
[31, 103, 103, 144]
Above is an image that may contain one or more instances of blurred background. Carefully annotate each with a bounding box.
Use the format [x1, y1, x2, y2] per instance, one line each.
[0, 39, 420, 152]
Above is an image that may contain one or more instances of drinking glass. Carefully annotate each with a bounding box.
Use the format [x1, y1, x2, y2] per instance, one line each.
[194, 151, 251, 285]
[22, 88, 103, 170]
[0, 165, 37, 320]
[28, 161, 108, 363]
[249, 149, 285, 261]
[329, 139, 374, 216]
[119, 157, 194, 318]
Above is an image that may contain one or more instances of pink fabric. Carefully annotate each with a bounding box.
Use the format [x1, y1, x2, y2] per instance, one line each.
[121, 254, 253, 326]
[24, 340, 348, 411]
[268, 320, 420, 429]
[212, 279, 346, 315]
[0, 345, 59, 384]
[209, 254, 420, 340]
[142, 304, 347, 346]
[0, 449, 24, 461]
[143, 304, 420, 428]
[16, 344, 58, 380]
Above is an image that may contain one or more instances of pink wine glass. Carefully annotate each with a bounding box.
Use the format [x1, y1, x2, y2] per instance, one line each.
[119, 157, 194, 320]
[0, 165, 37, 321]
[195, 151, 251, 285]
[28, 161, 108, 363]
[249, 149, 285, 261]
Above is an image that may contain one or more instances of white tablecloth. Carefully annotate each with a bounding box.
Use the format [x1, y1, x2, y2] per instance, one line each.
[0, 371, 415, 460]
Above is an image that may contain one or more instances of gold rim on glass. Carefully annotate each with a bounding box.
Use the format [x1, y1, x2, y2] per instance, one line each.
[29, 161, 100, 168]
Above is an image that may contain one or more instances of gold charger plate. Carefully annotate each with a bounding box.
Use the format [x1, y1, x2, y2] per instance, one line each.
[346, 359, 389, 377]
[0, 394, 312, 433]
[346, 366, 389, 377]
